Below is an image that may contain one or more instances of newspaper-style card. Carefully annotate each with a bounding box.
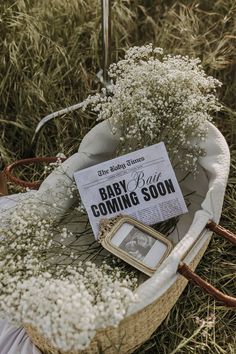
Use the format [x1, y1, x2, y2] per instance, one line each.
[74, 142, 188, 238]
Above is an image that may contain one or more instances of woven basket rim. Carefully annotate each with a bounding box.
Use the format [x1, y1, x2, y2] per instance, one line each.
[4, 156, 66, 189]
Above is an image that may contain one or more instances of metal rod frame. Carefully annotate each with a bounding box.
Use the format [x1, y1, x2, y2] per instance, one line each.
[29, 0, 111, 156]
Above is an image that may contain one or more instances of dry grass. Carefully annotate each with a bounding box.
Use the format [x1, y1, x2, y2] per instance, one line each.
[0, 0, 236, 353]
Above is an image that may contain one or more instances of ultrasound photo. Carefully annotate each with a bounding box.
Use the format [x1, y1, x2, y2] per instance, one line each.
[119, 227, 156, 261]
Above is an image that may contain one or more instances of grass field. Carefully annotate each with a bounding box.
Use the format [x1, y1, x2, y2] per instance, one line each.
[0, 1, 235, 353]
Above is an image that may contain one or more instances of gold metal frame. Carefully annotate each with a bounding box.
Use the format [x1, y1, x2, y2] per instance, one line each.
[99, 215, 173, 276]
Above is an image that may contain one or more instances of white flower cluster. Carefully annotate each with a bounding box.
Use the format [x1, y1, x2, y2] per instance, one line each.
[83, 44, 222, 174]
[0, 204, 53, 318]
[0, 204, 137, 351]
[43, 157, 64, 175]
[17, 263, 137, 351]
[67, 180, 78, 199]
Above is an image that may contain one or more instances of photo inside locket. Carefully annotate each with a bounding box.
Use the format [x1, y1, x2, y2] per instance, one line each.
[110, 222, 168, 268]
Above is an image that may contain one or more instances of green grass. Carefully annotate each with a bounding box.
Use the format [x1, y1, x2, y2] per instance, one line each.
[0, 0, 236, 353]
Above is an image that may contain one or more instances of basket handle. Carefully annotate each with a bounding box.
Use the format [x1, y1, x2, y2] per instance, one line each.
[4, 157, 66, 190]
[206, 220, 236, 245]
[178, 221, 236, 307]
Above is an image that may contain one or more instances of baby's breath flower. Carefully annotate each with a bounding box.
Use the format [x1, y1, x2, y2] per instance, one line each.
[0, 203, 138, 351]
[83, 44, 221, 174]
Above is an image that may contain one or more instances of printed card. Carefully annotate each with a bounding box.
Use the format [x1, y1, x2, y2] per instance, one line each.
[74, 142, 188, 238]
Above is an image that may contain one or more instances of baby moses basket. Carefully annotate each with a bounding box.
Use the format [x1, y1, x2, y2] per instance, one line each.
[2, 119, 236, 354]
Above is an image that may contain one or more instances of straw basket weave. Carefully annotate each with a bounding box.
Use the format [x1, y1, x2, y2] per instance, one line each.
[4, 120, 236, 354]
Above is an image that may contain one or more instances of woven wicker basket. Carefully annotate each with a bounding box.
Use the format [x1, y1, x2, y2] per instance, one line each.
[4, 121, 236, 354]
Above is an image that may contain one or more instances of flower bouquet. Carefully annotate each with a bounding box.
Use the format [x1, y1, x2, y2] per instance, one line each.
[0, 45, 231, 354]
